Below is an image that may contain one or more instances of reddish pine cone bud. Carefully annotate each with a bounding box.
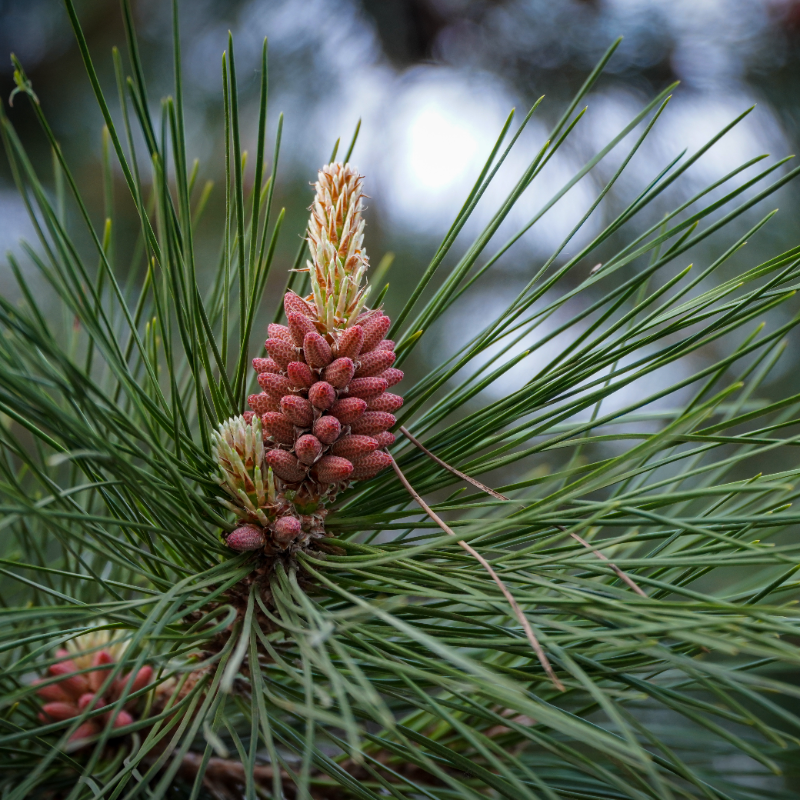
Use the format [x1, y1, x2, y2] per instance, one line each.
[288, 312, 317, 347]
[304, 332, 333, 368]
[336, 325, 364, 359]
[361, 314, 391, 353]
[130, 665, 154, 695]
[351, 451, 392, 480]
[330, 397, 367, 424]
[314, 455, 354, 483]
[262, 412, 295, 445]
[248, 392, 280, 415]
[33, 680, 71, 703]
[287, 361, 315, 388]
[242, 411, 255, 425]
[280, 395, 314, 427]
[347, 377, 388, 400]
[227, 524, 267, 551]
[376, 340, 395, 351]
[258, 373, 293, 398]
[331, 435, 379, 459]
[266, 450, 307, 483]
[368, 392, 404, 412]
[295, 434, 323, 464]
[374, 431, 395, 448]
[323, 357, 355, 389]
[253, 357, 281, 374]
[265, 338, 297, 370]
[350, 411, 395, 436]
[284, 291, 314, 319]
[273, 515, 302, 545]
[355, 350, 395, 378]
[268, 323, 294, 344]
[309, 381, 336, 410]
[382, 368, 404, 388]
[313, 415, 341, 444]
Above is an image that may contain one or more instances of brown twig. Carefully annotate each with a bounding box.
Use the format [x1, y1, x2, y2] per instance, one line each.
[387, 452, 565, 692]
[398, 428, 647, 598]
[399, 426, 510, 501]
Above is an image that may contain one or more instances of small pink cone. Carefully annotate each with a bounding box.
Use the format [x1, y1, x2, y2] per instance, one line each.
[42, 701, 79, 721]
[288, 312, 317, 347]
[280, 395, 314, 427]
[252, 357, 281, 374]
[336, 325, 364, 359]
[350, 411, 396, 436]
[331, 435, 379, 459]
[303, 332, 333, 368]
[273, 515, 302, 546]
[381, 368, 404, 388]
[295, 434, 323, 464]
[78, 692, 99, 711]
[330, 397, 367, 424]
[346, 377, 388, 400]
[313, 415, 342, 444]
[323, 357, 355, 389]
[265, 338, 297, 370]
[361, 314, 391, 353]
[226, 525, 267, 551]
[266, 450, 307, 483]
[355, 350, 395, 378]
[130, 666, 154, 695]
[287, 361, 315, 388]
[309, 381, 336, 410]
[34, 679, 71, 703]
[89, 650, 114, 692]
[248, 392, 280, 415]
[258, 373, 293, 398]
[109, 709, 134, 729]
[48, 661, 89, 698]
[262, 412, 296, 445]
[368, 393, 404, 412]
[314, 455, 354, 483]
[375, 340, 395, 352]
[268, 323, 294, 344]
[284, 291, 315, 319]
[68, 721, 101, 743]
[351, 451, 392, 480]
[243, 411, 255, 425]
[374, 431, 395, 448]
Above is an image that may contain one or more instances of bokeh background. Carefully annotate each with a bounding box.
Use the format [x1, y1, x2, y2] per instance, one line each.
[2, 0, 800, 459]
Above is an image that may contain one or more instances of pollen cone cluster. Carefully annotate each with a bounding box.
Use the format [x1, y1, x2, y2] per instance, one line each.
[215, 162, 403, 555]
[34, 631, 152, 746]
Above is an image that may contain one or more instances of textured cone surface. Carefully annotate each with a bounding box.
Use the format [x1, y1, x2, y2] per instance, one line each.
[355, 349, 395, 377]
[308, 381, 336, 409]
[381, 368, 404, 387]
[288, 312, 317, 347]
[350, 411, 395, 436]
[287, 361, 315, 388]
[351, 451, 392, 480]
[285, 291, 314, 318]
[331, 435, 379, 459]
[280, 395, 314, 427]
[330, 397, 367, 424]
[242, 411, 255, 424]
[313, 415, 341, 444]
[262, 412, 295, 445]
[347, 377, 388, 400]
[258, 373, 293, 397]
[248, 392, 280, 415]
[375, 339, 395, 351]
[368, 392, 404, 412]
[273, 515, 302, 545]
[34, 680, 71, 703]
[336, 325, 364, 359]
[226, 524, 267, 551]
[268, 323, 294, 344]
[295, 434, 323, 464]
[323, 357, 355, 388]
[253, 357, 281, 374]
[266, 450, 307, 483]
[374, 431, 395, 448]
[361, 314, 391, 353]
[265, 338, 297, 369]
[42, 702, 78, 721]
[303, 332, 333, 368]
[314, 455, 354, 483]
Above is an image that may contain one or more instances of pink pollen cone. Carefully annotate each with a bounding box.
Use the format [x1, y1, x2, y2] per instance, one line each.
[336, 325, 364, 359]
[287, 361, 315, 388]
[226, 525, 267, 551]
[313, 415, 341, 444]
[280, 395, 314, 427]
[273, 515, 302, 545]
[288, 312, 317, 347]
[295, 434, 323, 465]
[323, 357, 355, 389]
[266, 450, 307, 483]
[314, 455, 354, 483]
